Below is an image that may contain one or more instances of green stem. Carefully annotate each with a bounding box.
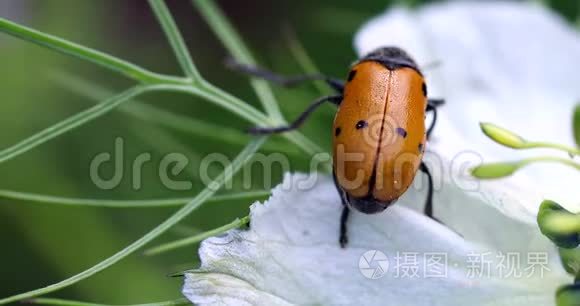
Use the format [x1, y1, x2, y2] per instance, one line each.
[521, 156, 580, 171]
[27, 298, 189, 306]
[0, 18, 186, 85]
[524, 142, 580, 156]
[0, 190, 270, 208]
[284, 27, 329, 95]
[196, 82, 329, 161]
[144, 216, 250, 255]
[148, 0, 202, 82]
[193, 0, 285, 122]
[0, 138, 265, 305]
[0, 82, 319, 166]
[155, 82, 269, 125]
[51, 72, 298, 154]
[0, 86, 149, 164]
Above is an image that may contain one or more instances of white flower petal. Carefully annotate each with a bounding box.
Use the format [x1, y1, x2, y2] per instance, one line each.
[183, 273, 293, 306]
[355, 1, 580, 212]
[184, 173, 568, 306]
[184, 2, 579, 305]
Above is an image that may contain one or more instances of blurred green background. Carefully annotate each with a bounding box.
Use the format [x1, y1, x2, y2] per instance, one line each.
[0, 0, 578, 303]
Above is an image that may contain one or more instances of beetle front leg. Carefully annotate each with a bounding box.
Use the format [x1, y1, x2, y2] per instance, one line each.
[248, 95, 342, 135]
[226, 59, 345, 93]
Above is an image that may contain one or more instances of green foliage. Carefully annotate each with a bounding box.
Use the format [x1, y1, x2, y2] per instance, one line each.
[28, 298, 190, 306]
[0, 138, 265, 304]
[144, 216, 250, 256]
[556, 283, 580, 306]
[0, 189, 269, 208]
[0, 0, 321, 303]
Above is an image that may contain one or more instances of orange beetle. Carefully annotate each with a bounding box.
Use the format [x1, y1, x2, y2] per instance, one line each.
[229, 47, 444, 247]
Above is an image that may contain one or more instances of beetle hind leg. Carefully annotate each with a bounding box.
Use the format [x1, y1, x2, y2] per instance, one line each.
[420, 163, 463, 237]
[333, 170, 350, 248]
[426, 98, 445, 139]
[419, 162, 435, 219]
[339, 207, 350, 248]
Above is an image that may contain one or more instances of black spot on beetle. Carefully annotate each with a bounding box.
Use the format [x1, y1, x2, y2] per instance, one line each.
[418, 143, 424, 153]
[396, 127, 407, 138]
[335, 127, 341, 136]
[347, 70, 357, 82]
[422, 82, 427, 97]
[355, 120, 368, 129]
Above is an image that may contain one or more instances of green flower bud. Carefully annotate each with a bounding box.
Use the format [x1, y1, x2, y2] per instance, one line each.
[537, 200, 580, 249]
[480, 122, 527, 149]
[574, 104, 580, 147]
[556, 283, 580, 306]
[559, 248, 580, 276]
[470, 161, 522, 179]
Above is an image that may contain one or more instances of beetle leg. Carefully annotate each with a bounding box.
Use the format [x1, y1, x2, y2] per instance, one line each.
[339, 207, 350, 248]
[333, 170, 350, 248]
[248, 95, 343, 135]
[420, 163, 464, 237]
[426, 99, 445, 139]
[419, 162, 434, 219]
[428, 98, 445, 107]
[226, 58, 345, 93]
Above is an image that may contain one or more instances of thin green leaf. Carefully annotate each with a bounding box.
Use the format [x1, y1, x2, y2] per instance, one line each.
[144, 216, 250, 256]
[0, 86, 149, 164]
[284, 26, 329, 96]
[155, 83, 268, 125]
[191, 82, 330, 169]
[154, 83, 328, 160]
[0, 138, 265, 304]
[50, 72, 300, 154]
[193, 0, 284, 122]
[148, 0, 202, 82]
[52, 74, 321, 162]
[0, 18, 185, 85]
[27, 298, 190, 306]
[0, 190, 270, 208]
